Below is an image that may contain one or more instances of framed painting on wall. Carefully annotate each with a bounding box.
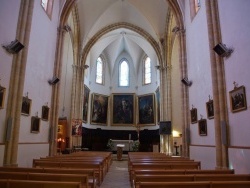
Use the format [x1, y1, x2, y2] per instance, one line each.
[111, 93, 135, 126]
[0, 86, 6, 109]
[138, 93, 155, 125]
[82, 85, 90, 123]
[31, 116, 40, 133]
[155, 87, 160, 124]
[72, 119, 82, 136]
[229, 85, 247, 113]
[198, 119, 207, 136]
[21, 96, 32, 116]
[190, 107, 198, 124]
[90, 93, 109, 125]
[41, 105, 49, 121]
[206, 100, 214, 119]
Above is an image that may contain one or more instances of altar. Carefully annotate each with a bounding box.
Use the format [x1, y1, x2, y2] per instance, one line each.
[111, 140, 133, 151]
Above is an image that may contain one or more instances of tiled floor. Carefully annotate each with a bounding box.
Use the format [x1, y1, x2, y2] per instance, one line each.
[99, 155, 131, 188]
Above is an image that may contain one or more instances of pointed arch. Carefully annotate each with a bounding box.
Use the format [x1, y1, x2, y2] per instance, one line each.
[80, 22, 163, 68]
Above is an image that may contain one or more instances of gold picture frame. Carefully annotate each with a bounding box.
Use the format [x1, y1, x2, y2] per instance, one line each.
[111, 93, 135, 126]
[138, 93, 155, 126]
[229, 85, 247, 113]
[0, 86, 6, 109]
[83, 85, 90, 123]
[90, 93, 109, 125]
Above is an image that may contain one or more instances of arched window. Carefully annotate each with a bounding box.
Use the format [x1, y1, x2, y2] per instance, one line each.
[143, 56, 151, 85]
[41, 0, 53, 19]
[96, 57, 104, 85]
[119, 59, 129, 86]
[190, 0, 201, 20]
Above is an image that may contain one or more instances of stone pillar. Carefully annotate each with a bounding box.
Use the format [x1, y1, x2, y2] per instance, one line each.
[4, 0, 34, 166]
[205, 0, 229, 169]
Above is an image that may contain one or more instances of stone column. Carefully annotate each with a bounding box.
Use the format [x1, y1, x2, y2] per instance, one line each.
[205, 0, 229, 169]
[4, 0, 34, 166]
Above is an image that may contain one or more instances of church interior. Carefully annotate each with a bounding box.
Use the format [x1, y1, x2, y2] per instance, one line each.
[0, 0, 250, 187]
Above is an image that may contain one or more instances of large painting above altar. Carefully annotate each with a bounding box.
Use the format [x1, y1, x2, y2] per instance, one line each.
[111, 93, 135, 126]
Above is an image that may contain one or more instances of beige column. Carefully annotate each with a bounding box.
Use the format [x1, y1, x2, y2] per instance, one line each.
[206, 0, 229, 169]
[3, 0, 34, 166]
[178, 29, 189, 158]
[70, 65, 85, 147]
[49, 26, 67, 156]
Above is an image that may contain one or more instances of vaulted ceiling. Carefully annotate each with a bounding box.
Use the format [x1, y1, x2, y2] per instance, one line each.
[76, 0, 169, 72]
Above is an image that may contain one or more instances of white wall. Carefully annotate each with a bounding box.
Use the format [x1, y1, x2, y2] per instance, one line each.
[190, 145, 216, 169]
[0, 0, 21, 164]
[184, 0, 250, 172]
[0, 0, 61, 166]
[185, 0, 214, 146]
[218, 0, 250, 173]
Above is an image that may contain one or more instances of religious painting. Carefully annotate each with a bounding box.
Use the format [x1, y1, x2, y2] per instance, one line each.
[229, 85, 247, 113]
[198, 119, 207, 136]
[155, 87, 160, 124]
[82, 85, 90, 123]
[21, 96, 32, 116]
[31, 116, 40, 133]
[206, 100, 214, 119]
[57, 124, 63, 134]
[72, 119, 82, 136]
[41, 105, 49, 121]
[190, 107, 197, 124]
[90, 93, 109, 125]
[0, 86, 6, 109]
[138, 93, 155, 125]
[111, 93, 135, 126]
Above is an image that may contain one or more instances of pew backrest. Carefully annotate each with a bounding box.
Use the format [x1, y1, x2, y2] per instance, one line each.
[0, 179, 82, 188]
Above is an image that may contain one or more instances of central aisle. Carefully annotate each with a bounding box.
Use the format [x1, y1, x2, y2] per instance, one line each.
[99, 155, 131, 188]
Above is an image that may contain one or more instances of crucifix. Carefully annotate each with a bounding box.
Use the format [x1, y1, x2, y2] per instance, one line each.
[133, 124, 143, 141]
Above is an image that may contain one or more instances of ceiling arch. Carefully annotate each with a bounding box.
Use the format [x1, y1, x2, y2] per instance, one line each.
[80, 22, 163, 69]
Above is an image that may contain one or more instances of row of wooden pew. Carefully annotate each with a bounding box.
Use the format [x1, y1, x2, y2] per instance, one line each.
[0, 151, 112, 188]
[128, 152, 250, 188]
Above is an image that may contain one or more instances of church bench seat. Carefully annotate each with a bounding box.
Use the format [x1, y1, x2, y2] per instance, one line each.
[0, 167, 97, 188]
[33, 161, 103, 185]
[137, 181, 250, 188]
[128, 161, 200, 172]
[0, 171, 89, 188]
[0, 179, 81, 188]
[130, 169, 235, 184]
[133, 174, 250, 188]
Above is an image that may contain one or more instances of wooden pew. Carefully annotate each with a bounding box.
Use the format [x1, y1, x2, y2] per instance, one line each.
[33, 161, 103, 185]
[128, 161, 200, 172]
[35, 157, 108, 175]
[0, 167, 97, 188]
[0, 171, 89, 188]
[130, 168, 234, 184]
[43, 168, 97, 188]
[133, 174, 250, 188]
[129, 162, 200, 181]
[137, 181, 250, 188]
[0, 179, 81, 188]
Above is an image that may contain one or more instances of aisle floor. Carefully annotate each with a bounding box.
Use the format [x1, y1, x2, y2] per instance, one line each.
[99, 155, 131, 188]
